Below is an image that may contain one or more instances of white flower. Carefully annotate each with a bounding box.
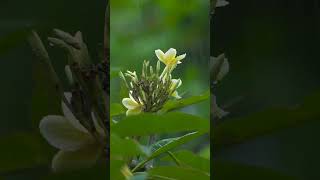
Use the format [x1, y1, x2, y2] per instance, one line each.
[122, 93, 143, 116]
[170, 79, 182, 99]
[155, 48, 186, 70]
[39, 93, 105, 172]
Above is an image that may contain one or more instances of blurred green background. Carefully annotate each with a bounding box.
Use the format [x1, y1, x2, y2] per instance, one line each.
[0, 0, 106, 179]
[213, 0, 320, 179]
[110, 0, 210, 118]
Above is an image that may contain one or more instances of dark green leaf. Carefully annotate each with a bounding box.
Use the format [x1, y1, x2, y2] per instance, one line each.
[161, 150, 209, 173]
[133, 131, 205, 172]
[113, 112, 209, 137]
[111, 133, 145, 157]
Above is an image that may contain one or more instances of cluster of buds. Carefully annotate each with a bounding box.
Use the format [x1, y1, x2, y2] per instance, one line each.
[120, 48, 186, 116]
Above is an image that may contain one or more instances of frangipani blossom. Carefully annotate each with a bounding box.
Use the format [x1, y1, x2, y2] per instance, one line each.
[122, 93, 143, 116]
[155, 48, 186, 69]
[170, 79, 182, 99]
[39, 93, 105, 172]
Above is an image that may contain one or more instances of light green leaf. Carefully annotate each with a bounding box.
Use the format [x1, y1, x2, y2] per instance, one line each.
[148, 166, 210, 180]
[198, 145, 210, 159]
[110, 159, 126, 180]
[161, 150, 210, 173]
[133, 131, 205, 172]
[113, 112, 209, 137]
[111, 133, 145, 157]
[160, 90, 209, 113]
[111, 103, 125, 117]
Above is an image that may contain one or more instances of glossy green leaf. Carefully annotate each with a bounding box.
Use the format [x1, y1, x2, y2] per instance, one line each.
[161, 150, 210, 173]
[133, 131, 205, 172]
[111, 133, 145, 157]
[113, 112, 209, 137]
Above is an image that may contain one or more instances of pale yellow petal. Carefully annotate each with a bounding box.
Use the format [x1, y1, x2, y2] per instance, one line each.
[164, 48, 177, 61]
[126, 107, 142, 116]
[52, 144, 101, 172]
[171, 91, 182, 99]
[62, 102, 88, 133]
[122, 98, 139, 110]
[175, 53, 186, 61]
[39, 115, 94, 151]
[155, 49, 166, 62]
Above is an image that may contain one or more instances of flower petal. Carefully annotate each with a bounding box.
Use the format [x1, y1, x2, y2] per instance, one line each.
[126, 107, 142, 116]
[165, 48, 177, 61]
[175, 53, 186, 61]
[122, 98, 139, 110]
[52, 144, 102, 172]
[171, 91, 182, 99]
[39, 115, 94, 151]
[62, 102, 88, 133]
[155, 49, 166, 62]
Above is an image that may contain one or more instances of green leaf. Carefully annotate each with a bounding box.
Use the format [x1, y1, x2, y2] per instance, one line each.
[130, 172, 148, 180]
[214, 91, 320, 148]
[133, 131, 205, 172]
[111, 133, 145, 157]
[198, 145, 210, 159]
[111, 103, 125, 117]
[214, 161, 298, 180]
[160, 90, 209, 113]
[148, 166, 210, 180]
[110, 159, 126, 180]
[161, 150, 210, 173]
[113, 112, 209, 137]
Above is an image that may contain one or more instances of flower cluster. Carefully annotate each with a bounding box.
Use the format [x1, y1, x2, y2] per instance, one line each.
[121, 48, 186, 116]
